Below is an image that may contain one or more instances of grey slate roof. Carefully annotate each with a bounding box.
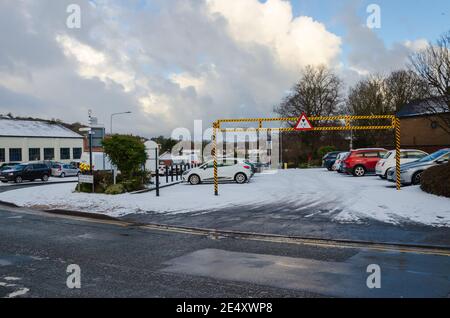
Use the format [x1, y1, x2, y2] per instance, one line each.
[397, 98, 449, 118]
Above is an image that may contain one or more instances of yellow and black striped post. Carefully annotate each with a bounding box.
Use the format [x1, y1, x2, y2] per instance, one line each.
[212, 121, 219, 196]
[394, 117, 401, 191]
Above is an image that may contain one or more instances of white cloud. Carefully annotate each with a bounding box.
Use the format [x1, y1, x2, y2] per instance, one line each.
[404, 39, 429, 52]
[56, 34, 136, 92]
[207, 0, 342, 70]
[1, 0, 433, 139]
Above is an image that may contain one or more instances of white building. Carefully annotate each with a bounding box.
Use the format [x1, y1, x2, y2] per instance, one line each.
[0, 118, 84, 163]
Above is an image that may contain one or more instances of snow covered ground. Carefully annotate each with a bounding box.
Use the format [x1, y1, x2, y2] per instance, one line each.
[0, 169, 449, 227]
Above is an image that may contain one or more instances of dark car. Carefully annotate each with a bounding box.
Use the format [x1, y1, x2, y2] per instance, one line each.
[322, 151, 342, 171]
[0, 163, 20, 171]
[0, 163, 51, 183]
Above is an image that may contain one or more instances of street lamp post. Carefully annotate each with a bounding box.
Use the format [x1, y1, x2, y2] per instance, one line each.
[110, 111, 132, 134]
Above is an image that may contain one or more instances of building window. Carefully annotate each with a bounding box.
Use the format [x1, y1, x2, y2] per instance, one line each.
[29, 148, 41, 161]
[9, 148, 22, 162]
[60, 148, 70, 160]
[44, 148, 55, 160]
[73, 147, 82, 159]
[0, 149, 5, 162]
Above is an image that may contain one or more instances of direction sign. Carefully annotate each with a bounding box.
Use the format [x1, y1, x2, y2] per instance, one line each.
[78, 174, 94, 184]
[294, 113, 314, 131]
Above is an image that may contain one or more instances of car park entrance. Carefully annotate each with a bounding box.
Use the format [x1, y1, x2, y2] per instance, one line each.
[212, 114, 401, 195]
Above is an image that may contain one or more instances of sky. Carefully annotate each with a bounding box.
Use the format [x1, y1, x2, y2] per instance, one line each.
[0, 0, 449, 139]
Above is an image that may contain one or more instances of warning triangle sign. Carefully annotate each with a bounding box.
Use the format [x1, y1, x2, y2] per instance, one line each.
[294, 113, 314, 131]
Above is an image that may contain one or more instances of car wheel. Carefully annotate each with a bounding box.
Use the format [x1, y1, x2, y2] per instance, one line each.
[15, 176, 23, 183]
[353, 165, 366, 177]
[235, 172, 247, 184]
[412, 171, 422, 185]
[60, 172, 65, 178]
[42, 174, 49, 182]
[188, 174, 201, 185]
[327, 167, 332, 171]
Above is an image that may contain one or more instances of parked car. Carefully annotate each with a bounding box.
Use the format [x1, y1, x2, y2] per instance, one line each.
[182, 158, 253, 185]
[51, 163, 80, 177]
[375, 149, 428, 179]
[342, 148, 388, 177]
[387, 148, 449, 185]
[0, 163, 20, 171]
[332, 152, 349, 171]
[0, 163, 51, 183]
[322, 151, 342, 171]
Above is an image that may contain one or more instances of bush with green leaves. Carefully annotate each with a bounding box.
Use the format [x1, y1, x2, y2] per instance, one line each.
[105, 184, 126, 195]
[102, 135, 147, 178]
[75, 170, 113, 193]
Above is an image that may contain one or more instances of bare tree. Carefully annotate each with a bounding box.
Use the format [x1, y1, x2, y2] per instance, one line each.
[274, 65, 343, 120]
[385, 70, 430, 112]
[345, 75, 392, 147]
[410, 31, 450, 134]
[274, 65, 343, 162]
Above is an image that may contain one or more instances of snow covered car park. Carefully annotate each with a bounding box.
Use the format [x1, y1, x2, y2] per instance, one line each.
[0, 168, 448, 227]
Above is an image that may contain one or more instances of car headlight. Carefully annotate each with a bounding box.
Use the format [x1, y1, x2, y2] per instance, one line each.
[182, 170, 189, 175]
[8, 173, 14, 176]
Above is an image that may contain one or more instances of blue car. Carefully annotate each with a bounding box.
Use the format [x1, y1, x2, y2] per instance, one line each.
[322, 151, 343, 171]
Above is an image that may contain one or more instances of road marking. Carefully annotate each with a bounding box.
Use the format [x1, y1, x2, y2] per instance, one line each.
[3, 206, 450, 257]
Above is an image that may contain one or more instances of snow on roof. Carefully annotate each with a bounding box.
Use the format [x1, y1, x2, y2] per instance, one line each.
[0, 119, 83, 138]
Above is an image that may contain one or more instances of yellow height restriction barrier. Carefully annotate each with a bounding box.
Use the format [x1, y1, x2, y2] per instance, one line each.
[212, 114, 402, 195]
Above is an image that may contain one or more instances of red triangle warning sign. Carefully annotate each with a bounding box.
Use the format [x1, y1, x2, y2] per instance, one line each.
[294, 113, 314, 131]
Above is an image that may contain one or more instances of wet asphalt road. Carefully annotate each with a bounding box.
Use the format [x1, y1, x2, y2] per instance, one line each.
[1, 205, 450, 298]
[121, 200, 450, 247]
[2, 180, 450, 247]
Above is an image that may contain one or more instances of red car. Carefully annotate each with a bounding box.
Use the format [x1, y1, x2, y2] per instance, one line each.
[342, 148, 388, 177]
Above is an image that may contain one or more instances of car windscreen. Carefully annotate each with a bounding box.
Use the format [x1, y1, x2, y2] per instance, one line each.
[14, 165, 27, 171]
[383, 152, 393, 159]
[417, 149, 449, 162]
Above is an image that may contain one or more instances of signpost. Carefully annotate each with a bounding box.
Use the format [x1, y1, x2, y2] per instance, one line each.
[294, 113, 314, 131]
[78, 174, 94, 193]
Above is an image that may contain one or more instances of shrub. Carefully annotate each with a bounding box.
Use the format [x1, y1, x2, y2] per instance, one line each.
[298, 159, 322, 169]
[76, 170, 113, 193]
[420, 163, 450, 198]
[298, 162, 309, 169]
[121, 177, 146, 192]
[102, 135, 147, 178]
[105, 184, 126, 195]
[318, 146, 336, 158]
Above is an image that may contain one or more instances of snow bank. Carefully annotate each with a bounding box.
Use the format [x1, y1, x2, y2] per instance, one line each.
[0, 169, 449, 226]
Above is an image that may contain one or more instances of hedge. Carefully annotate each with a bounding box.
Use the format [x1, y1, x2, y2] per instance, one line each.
[420, 163, 450, 198]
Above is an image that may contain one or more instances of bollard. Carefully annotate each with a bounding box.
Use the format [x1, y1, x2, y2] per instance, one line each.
[165, 165, 169, 183]
[171, 165, 174, 182]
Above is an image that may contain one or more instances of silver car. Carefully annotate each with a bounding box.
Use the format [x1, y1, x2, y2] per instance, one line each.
[51, 163, 80, 178]
[387, 148, 449, 185]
